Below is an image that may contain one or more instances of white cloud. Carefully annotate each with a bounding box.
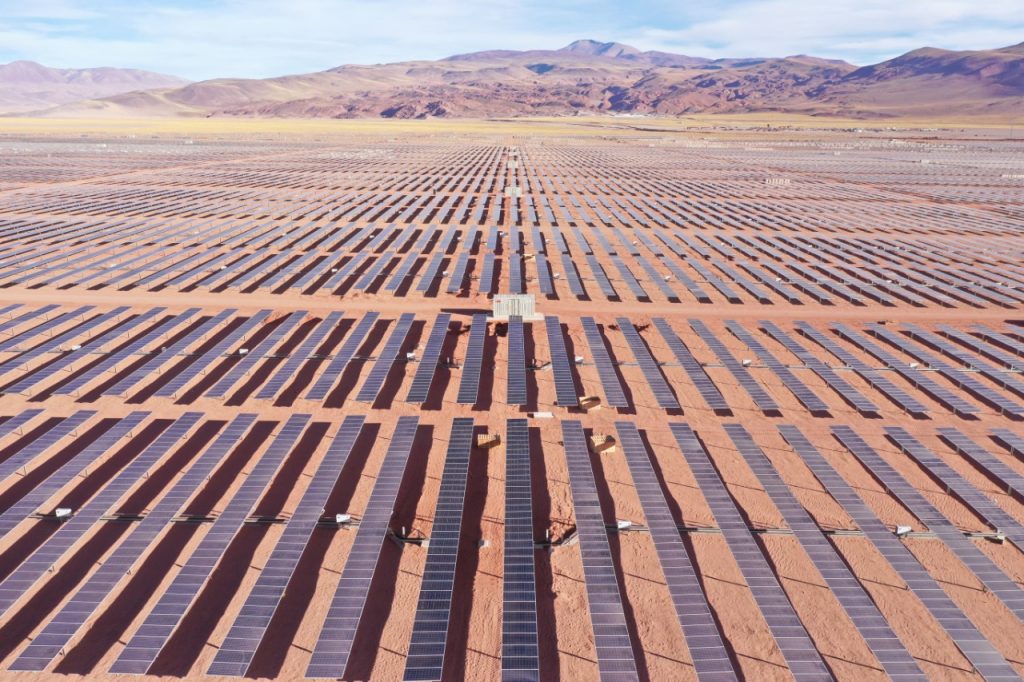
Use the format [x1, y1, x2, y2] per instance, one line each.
[0, 0, 1021, 78]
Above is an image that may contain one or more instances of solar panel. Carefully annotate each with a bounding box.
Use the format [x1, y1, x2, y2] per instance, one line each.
[543, 316, 578, 407]
[831, 324, 979, 417]
[558, 252, 586, 297]
[687, 260, 741, 303]
[478, 252, 497, 294]
[938, 325, 1022, 372]
[0, 409, 43, 442]
[0, 305, 53, 339]
[0, 410, 96, 487]
[579, 317, 629, 408]
[0, 305, 89, 353]
[991, 428, 1024, 458]
[688, 319, 778, 413]
[305, 311, 379, 401]
[508, 255, 524, 294]
[385, 251, 420, 292]
[724, 321, 830, 414]
[0, 306, 129, 374]
[971, 325, 1024, 360]
[446, 252, 470, 294]
[615, 423, 737, 681]
[831, 426, 1024, 623]
[791, 322, 927, 417]
[0, 411, 148, 540]
[651, 320, 736, 412]
[205, 310, 307, 398]
[755, 320, 880, 414]
[886, 428, 1024, 551]
[155, 310, 271, 398]
[356, 313, 415, 403]
[721, 424, 925, 681]
[403, 418, 474, 680]
[559, 421, 639, 679]
[501, 419, 538, 682]
[405, 313, 451, 403]
[354, 252, 397, 291]
[457, 314, 487, 405]
[10, 414, 259, 672]
[610, 256, 647, 300]
[616, 317, 679, 410]
[584, 254, 617, 299]
[902, 324, 1024, 398]
[938, 428, 1024, 500]
[660, 260, 712, 303]
[0, 413, 202, 617]
[102, 309, 236, 397]
[207, 415, 366, 677]
[867, 324, 1023, 418]
[256, 311, 342, 400]
[506, 316, 528, 405]
[109, 414, 311, 675]
[307, 416, 419, 679]
[633, 254, 679, 301]
[668, 423, 832, 681]
[416, 251, 445, 292]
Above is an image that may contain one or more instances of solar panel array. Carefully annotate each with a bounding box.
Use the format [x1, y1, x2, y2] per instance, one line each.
[11, 413, 260, 672]
[457, 314, 488, 405]
[779, 424, 1020, 680]
[616, 317, 679, 410]
[722, 424, 926, 681]
[2, 131, 1024, 682]
[669, 423, 834, 681]
[307, 416, 419, 679]
[110, 413, 310, 674]
[560, 420, 639, 680]
[403, 417, 474, 680]
[688, 319, 779, 413]
[502, 418, 539, 682]
[0, 412, 202, 618]
[543, 315, 578, 407]
[615, 422, 738, 680]
[506, 316, 527, 406]
[0, 411, 149, 539]
[208, 415, 366, 677]
[356, 312, 415, 402]
[405, 313, 452, 403]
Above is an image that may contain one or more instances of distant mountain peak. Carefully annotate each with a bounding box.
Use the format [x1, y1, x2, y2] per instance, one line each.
[559, 39, 641, 58]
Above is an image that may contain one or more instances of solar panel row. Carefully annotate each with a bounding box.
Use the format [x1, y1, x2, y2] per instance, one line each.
[307, 416, 419, 679]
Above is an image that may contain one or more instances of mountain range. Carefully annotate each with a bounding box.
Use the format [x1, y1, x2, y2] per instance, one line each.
[8, 39, 1024, 119]
[0, 61, 188, 113]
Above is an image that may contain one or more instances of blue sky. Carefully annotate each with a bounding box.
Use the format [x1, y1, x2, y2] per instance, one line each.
[1, 0, 1022, 80]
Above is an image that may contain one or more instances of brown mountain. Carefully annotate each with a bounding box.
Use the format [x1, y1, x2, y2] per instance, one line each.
[32, 40, 1024, 119]
[0, 61, 189, 114]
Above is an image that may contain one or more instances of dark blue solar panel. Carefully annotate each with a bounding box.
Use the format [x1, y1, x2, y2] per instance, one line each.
[457, 315, 487, 405]
[560, 421, 639, 679]
[669, 423, 832, 682]
[779, 424, 1018, 680]
[616, 422, 737, 681]
[11, 414, 259, 672]
[307, 416, 419, 679]
[356, 313, 415, 403]
[403, 418, 474, 681]
[502, 419, 538, 682]
[406, 313, 452, 403]
[616, 318, 679, 410]
[110, 414, 310, 675]
[833, 426, 1024, 625]
[722, 424, 924, 681]
[208, 415, 366, 677]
